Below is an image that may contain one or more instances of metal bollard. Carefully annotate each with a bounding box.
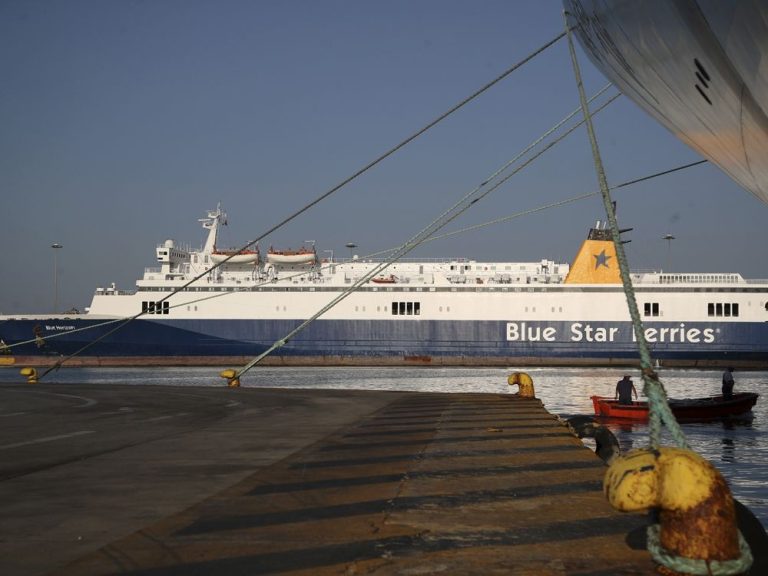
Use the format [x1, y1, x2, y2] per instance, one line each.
[219, 369, 241, 388]
[20, 367, 38, 384]
[507, 372, 535, 398]
[604, 447, 752, 574]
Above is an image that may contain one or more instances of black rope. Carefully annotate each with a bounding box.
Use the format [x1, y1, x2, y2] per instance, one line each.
[426, 159, 710, 243]
[613, 159, 707, 189]
[244, 31, 569, 254]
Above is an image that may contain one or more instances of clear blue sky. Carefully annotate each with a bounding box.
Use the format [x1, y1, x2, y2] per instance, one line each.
[1, 0, 766, 314]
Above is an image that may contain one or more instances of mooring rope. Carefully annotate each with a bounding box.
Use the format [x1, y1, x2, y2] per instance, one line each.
[646, 524, 753, 576]
[563, 11, 686, 449]
[370, 159, 707, 253]
[564, 14, 751, 575]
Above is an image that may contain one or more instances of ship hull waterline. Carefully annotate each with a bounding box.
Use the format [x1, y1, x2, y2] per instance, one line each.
[2, 317, 766, 368]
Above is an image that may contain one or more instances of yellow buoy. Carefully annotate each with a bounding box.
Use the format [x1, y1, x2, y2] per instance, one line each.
[507, 372, 535, 398]
[20, 367, 38, 384]
[219, 369, 241, 388]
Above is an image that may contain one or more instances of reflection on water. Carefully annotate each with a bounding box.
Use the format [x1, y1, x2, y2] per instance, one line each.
[1, 365, 766, 527]
[605, 420, 639, 452]
[722, 436, 735, 463]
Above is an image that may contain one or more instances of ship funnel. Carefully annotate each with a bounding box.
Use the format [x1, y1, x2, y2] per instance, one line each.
[564, 228, 622, 284]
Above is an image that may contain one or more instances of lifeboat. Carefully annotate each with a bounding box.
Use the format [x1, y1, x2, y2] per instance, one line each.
[371, 274, 398, 284]
[210, 248, 260, 265]
[267, 246, 316, 265]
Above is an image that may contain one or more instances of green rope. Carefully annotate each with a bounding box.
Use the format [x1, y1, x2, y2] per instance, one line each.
[646, 524, 754, 575]
[564, 12, 751, 575]
[563, 13, 687, 451]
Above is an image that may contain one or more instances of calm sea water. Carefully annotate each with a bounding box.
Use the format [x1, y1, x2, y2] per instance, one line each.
[2, 365, 766, 527]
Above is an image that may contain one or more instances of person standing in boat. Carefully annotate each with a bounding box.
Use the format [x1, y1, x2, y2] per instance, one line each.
[722, 367, 735, 399]
[615, 374, 638, 405]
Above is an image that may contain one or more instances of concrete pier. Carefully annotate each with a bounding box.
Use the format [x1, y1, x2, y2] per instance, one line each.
[0, 383, 655, 575]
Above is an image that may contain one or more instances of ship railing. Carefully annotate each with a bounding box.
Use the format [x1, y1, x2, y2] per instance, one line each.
[656, 273, 744, 284]
[144, 267, 162, 274]
[744, 278, 768, 284]
[155, 242, 192, 252]
[338, 256, 469, 264]
[94, 289, 136, 296]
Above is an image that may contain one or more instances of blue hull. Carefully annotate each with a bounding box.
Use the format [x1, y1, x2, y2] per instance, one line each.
[2, 317, 767, 365]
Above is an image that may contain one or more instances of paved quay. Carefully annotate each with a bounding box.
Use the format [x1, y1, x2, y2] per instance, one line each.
[0, 382, 655, 575]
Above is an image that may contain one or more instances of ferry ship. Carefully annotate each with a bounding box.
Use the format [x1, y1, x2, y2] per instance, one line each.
[564, 0, 768, 204]
[1, 205, 767, 367]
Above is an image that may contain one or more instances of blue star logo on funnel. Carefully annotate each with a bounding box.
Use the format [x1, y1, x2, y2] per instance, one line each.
[594, 249, 612, 269]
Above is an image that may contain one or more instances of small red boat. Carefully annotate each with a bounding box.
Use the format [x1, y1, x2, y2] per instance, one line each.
[591, 393, 759, 421]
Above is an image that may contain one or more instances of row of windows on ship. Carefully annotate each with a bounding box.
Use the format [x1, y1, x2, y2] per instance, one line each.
[142, 300, 744, 317]
[644, 302, 740, 317]
[141, 300, 425, 315]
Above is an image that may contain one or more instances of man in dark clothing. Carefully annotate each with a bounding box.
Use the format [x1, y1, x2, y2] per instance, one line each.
[722, 367, 735, 399]
[615, 375, 638, 404]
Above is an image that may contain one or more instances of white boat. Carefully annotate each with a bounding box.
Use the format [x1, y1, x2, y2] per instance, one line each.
[266, 248, 316, 265]
[210, 250, 260, 265]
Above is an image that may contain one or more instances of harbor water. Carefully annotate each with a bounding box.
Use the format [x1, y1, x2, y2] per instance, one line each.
[2, 365, 766, 528]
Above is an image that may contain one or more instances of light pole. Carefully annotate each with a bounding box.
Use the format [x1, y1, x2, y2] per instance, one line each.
[51, 242, 63, 312]
[345, 242, 357, 260]
[662, 234, 675, 272]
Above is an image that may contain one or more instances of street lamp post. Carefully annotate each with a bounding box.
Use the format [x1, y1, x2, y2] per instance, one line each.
[51, 243, 63, 313]
[662, 234, 675, 272]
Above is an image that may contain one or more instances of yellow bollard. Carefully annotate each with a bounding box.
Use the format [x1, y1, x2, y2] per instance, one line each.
[605, 447, 744, 566]
[20, 367, 38, 384]
[507, 372, 535, 398]
[219, 369, 241, 388]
